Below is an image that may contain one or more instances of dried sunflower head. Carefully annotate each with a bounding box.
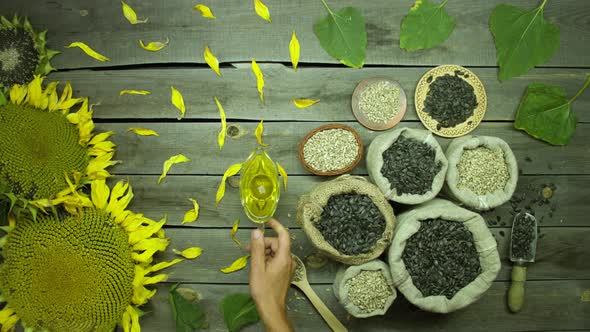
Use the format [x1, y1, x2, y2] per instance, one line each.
[0, 179, 184, 332]
[0, 75, 118, 217]
[0, 15, 58, 90]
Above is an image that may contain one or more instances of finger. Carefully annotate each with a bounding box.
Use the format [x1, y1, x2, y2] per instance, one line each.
[249, 229, 266, 277]
[267, 219, 291, 259]
[246, 238, 279, 252]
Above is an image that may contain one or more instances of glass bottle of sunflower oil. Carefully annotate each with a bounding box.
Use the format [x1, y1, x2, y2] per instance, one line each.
[239, 148, 280, 224]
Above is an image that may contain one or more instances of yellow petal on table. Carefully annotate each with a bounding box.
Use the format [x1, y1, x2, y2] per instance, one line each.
[139, 38, 169, 52]
[254, 0, 271, 22]
[204, 45, 221, 76]
[65, 42, 110, 62]
[216, 163, 243, 207]
[127, 127, 159, 136]
[120, 89, 151, 96]
[214, 97, 227, 150]
[231, 218, 241, 247]
[158, 154, 191, 184]
[251, 59, 265, 103]
[121, 0, 148, 24]
[173, 247, 203, 259]
[254, 119, 269, 147]
[170, 86, 186, 119]
[220, 255, 250, 273]
[293, 98, 320, 109]
[182, 198, 200, 224]
[276, 161, 288, 191]
[289, 31, 300, 70]
[193, 4, 216, 19]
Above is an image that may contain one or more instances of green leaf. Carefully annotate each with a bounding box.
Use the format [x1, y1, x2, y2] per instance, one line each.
[313, 1, 366, 68]
[169, 284, 208, 331]
[400, 0, 455, 51]
[0, 91, 6, 106]
[219, 293, 260, 332]
[514, 75, 590, 145]
[490, 0, 560, 81]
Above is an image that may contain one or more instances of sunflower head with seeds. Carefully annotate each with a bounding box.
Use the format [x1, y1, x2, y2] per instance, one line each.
[0, 15, 58, 90]
[0, 179, 184, 332]
[0, 75, 117, 218]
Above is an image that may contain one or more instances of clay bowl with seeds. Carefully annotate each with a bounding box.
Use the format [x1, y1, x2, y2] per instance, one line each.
[351, 77, 407, 131]
[298, 123, 364, 176]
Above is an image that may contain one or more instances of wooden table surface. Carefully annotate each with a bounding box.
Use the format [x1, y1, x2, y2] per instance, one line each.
[2, 0, 589, 331]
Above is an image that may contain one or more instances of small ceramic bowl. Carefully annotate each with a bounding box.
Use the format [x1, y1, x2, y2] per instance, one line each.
[298, 124, 364, 176]
[351, 77, 407, 131]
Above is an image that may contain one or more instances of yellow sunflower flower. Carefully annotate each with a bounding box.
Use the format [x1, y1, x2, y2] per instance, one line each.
[0, 179, 183, 332]
[0, 75, 117, 216]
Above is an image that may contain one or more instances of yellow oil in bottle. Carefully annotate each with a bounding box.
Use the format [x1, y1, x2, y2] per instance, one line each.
[240, 148, 280, 223]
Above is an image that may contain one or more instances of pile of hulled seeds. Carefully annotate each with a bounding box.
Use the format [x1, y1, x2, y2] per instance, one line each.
[303, 129, 359, 172]
[403, 218, 482, 299]
[381, 135, 442, 195]
[316, 193, 386, 256]
[457, 147, 510, 195]
[359, 80, 401, 124]
[345, 270, 393, 313]
[423, 73, 478, 128]
[511, 213, 536, 261]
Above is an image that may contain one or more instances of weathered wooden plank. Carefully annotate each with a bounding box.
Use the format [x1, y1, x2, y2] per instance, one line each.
[51, 66, 590, 122]
[140, 280, 590, 332]
[156, 227, 590, 284]
[2, 0, 588, 68]
[121, 175, 585, 228]
[98, 122, 590, 176]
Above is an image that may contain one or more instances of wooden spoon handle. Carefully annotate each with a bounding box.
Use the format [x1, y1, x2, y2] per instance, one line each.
[298, 282, 348, 332]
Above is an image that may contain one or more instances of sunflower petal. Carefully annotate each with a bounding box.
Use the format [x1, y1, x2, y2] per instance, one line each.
[182, 198, 200, 224]
[216, 163, 243, 207]
[231, 218, 241, 247]
[128, 127, 159, 136]
[170, 86, 186, 119]
[251, 59, 265, 103]
[120, 89, 151, 96]
[220, 255, 250, 273]
[204, 45, 221, 76]
[139, 38, 169, 52]
[158, 154, 191, 184]
[133, 238, 169, 252]
[121, 0, 148, 24]
[289, 31, 300, 70]
[9, 84, 27, 104]
[254, 119, 269, 147]
[149, 258, 184, 272]
[91, 179, 110, 209]
[214, 97, 227, 150]
[65, 42, 110, 62]
[254, 0, 271, 22]
[173, 247, 203, 259]
[276, 161, 288, 191]
[89, 131, 115, 145]
[293, 98, 319, 108]
[193, 4, 216, 18]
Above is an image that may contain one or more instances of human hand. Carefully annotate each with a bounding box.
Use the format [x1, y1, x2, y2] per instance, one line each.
[248, 219, 294, 332]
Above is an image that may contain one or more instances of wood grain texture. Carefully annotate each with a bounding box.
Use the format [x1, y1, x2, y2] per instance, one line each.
[51, 66, 590, 122]
[140, 280, 590, 332]
[98, 122, 590, 176]
[155, 227, 590, 284]
[1, 0, 588, 69]
[120, 175, 586, 228]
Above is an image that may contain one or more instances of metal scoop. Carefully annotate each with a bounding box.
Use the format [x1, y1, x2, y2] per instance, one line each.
[508, 212, 538, 313]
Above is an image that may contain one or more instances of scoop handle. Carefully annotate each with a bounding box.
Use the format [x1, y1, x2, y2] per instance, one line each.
[297, 282, 348, 332]
[508, 265, 527, 313]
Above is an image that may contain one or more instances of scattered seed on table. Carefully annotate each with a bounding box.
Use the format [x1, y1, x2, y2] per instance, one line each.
[345, 270, 393, 313]
[457, 147, 510, 195]
[423, 74, 478, 128]
[359, 80, 401, 124]
[303, 129, 359, 172]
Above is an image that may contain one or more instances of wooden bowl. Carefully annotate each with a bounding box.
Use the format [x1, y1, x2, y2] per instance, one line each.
[298, 124, 364, 176]
[351, 77, 407, 131]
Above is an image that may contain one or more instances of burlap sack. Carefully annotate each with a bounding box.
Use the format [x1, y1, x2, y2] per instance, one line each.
[333, 259, 397, 318]
[296, 175, 396, 265]
[388, 199, 500, 313]
[445, 135, 518, 211]
[367, 127, 448, 205]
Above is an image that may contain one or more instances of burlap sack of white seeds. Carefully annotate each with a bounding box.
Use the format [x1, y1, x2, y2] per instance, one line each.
[333, 259, 397, 318]
[388, 199, 500, 313]
[296, 175, 396, 265]
[445, 135, 518, 211]
[367, 127, 448, 205]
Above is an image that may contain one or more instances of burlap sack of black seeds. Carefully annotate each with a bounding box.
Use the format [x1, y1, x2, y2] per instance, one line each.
[333, 259, 397, 318]
[296, 175, 396, 265]
[445, 135, 518, 211]
[367, 127, 448, 205]
[388, 199, 500, 313]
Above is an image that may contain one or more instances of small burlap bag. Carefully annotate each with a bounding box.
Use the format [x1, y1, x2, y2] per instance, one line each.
[388, 199, 500, 313]
[333, 259, 397, 318]
[367, 127, 448, 205]
[445, 135, 518, 211]
[296, 175, 396, 265]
